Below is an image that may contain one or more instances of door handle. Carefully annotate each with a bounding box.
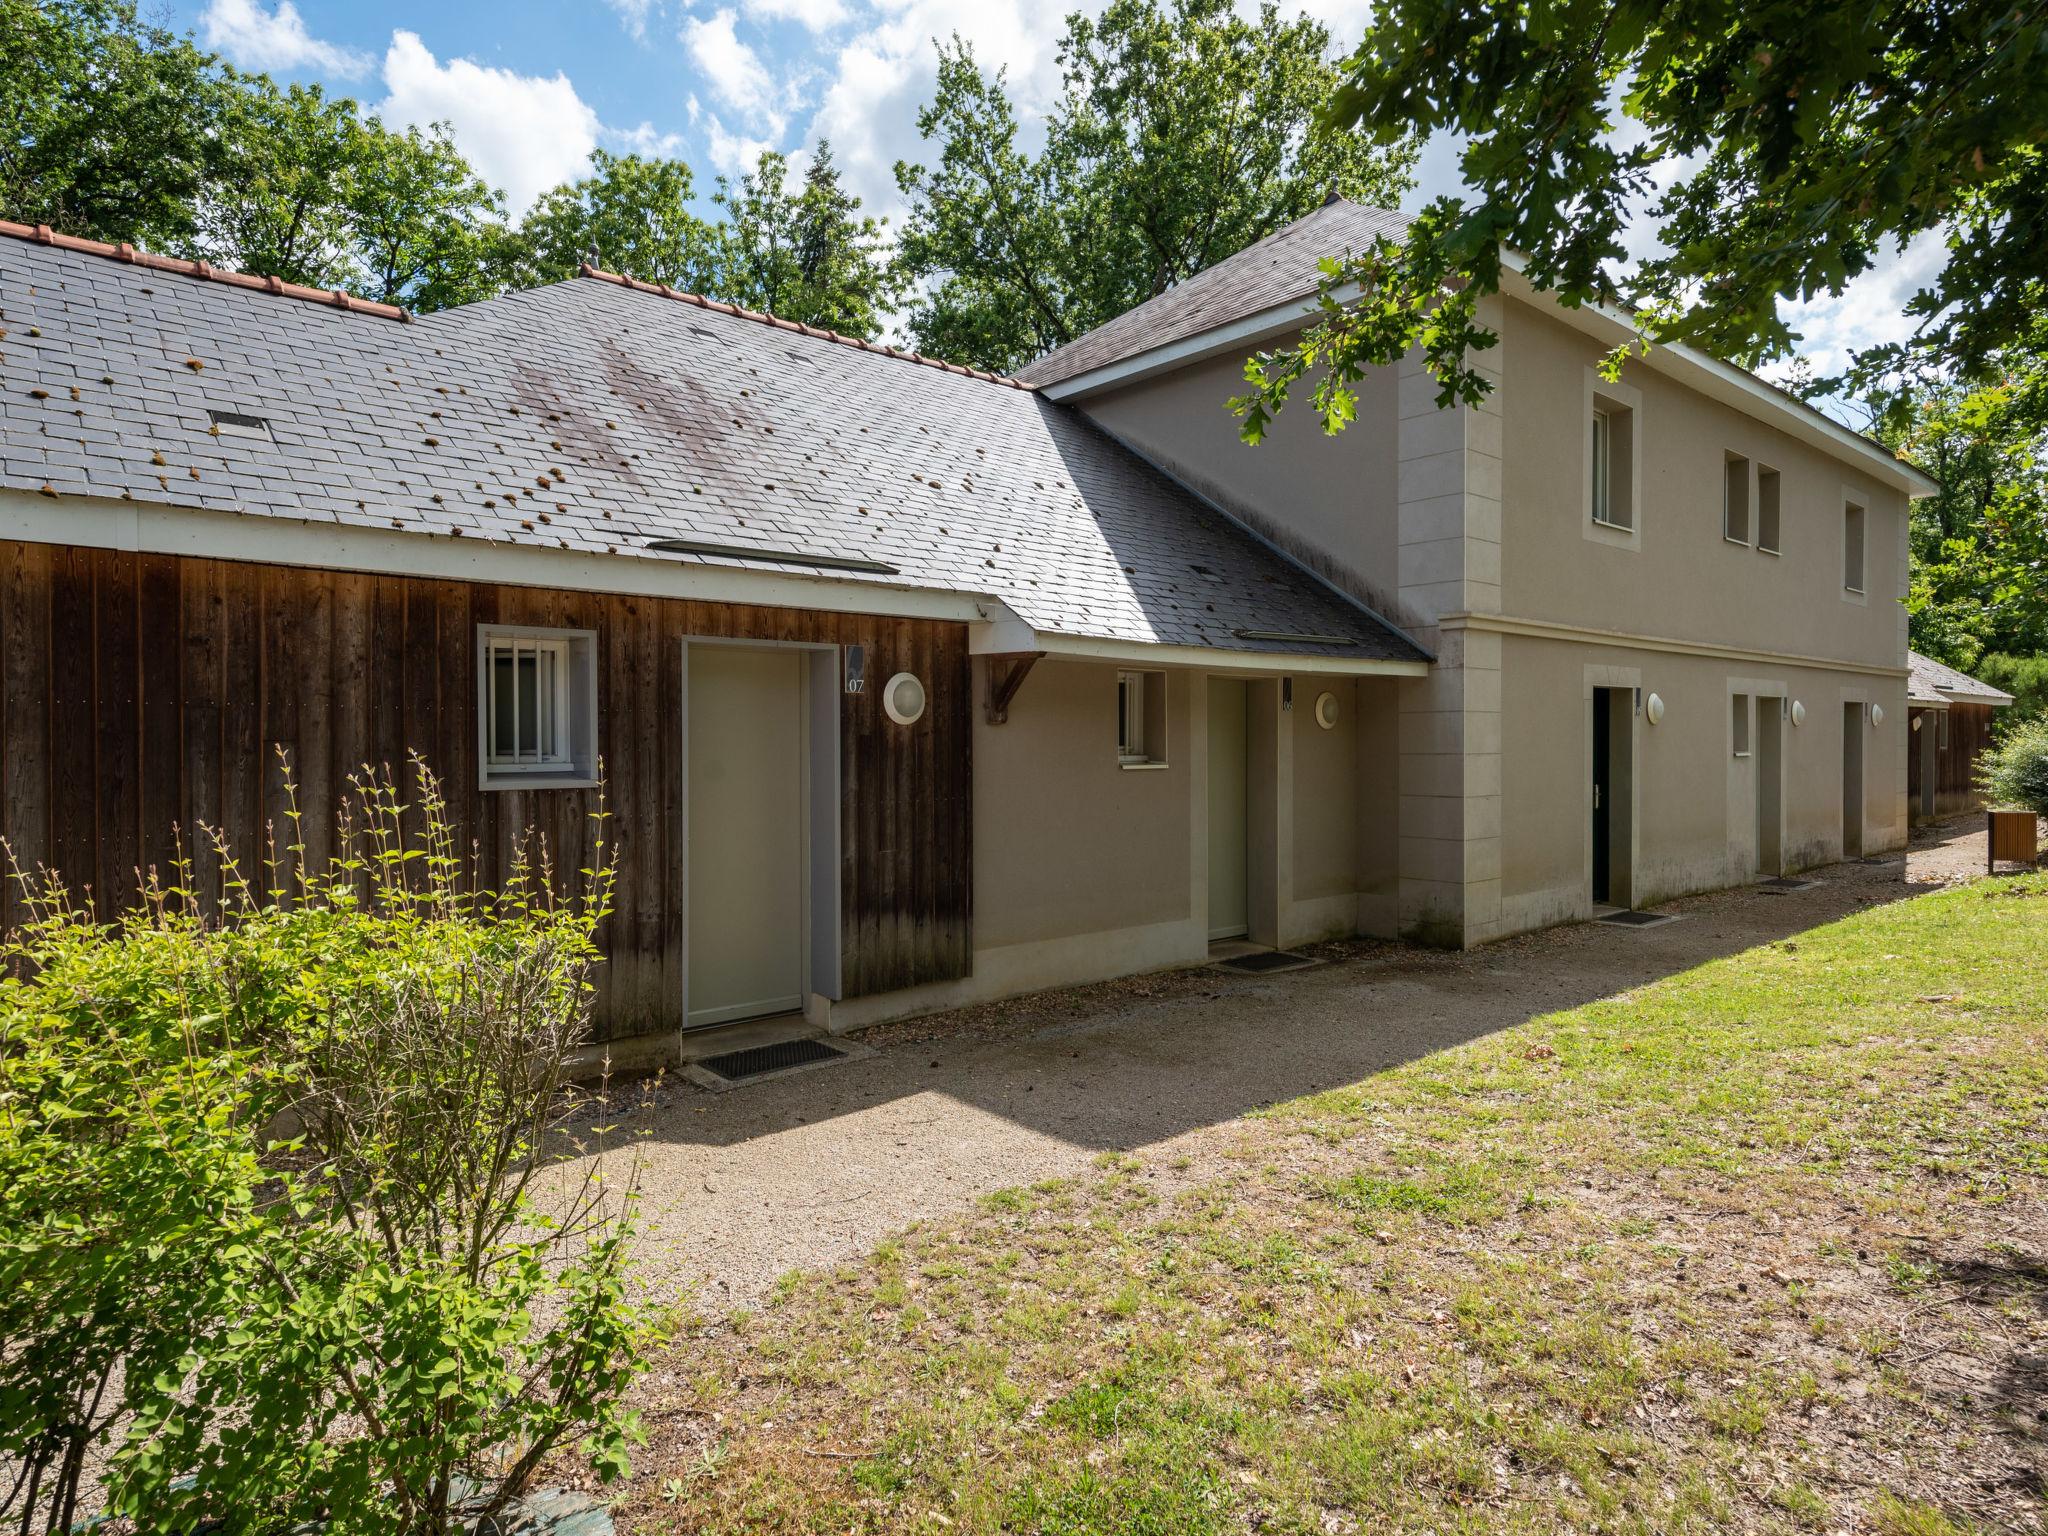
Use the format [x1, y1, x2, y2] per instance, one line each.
[1593, 784, 1602, 810]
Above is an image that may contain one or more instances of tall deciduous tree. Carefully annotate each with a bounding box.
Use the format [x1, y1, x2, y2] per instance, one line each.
[894, 0, 1418, 375]
[714, 143, 901, 339]
[1864, 338, 2048, 677]
[1233, 0, 2048, 440]
[345, 118, 516, 312]
[519, 149, 721, 291]
[0, 0, 232, 249]
[194, 78, 364, 292]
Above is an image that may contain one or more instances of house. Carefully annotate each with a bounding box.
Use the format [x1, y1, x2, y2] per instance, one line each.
[1906, 652, 2013, 822]
[0, 203, 1935, 1052]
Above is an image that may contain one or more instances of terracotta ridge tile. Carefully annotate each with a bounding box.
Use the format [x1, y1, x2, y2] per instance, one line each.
[0, 220, 413, 322]
[576, 263, 1033, 390]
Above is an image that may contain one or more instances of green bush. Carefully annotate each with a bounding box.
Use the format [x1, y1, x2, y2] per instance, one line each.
[1977, 716, 2048, 815]
[1974, 652, 2048, 724]
[0, 755, 658, 1535]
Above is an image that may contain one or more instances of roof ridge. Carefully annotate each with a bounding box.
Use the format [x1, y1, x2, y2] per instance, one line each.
[575, 264, 1033, 390]
[0, 220, 412, 321]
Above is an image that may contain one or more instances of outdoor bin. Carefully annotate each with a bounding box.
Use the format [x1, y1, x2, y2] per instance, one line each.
[1987, 808, 2040, 873]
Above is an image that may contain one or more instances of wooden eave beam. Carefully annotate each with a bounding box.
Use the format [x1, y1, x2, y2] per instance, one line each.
[983, 651, 1044, 725]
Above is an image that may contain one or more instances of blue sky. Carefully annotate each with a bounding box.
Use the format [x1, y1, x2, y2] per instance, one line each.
[165, 0, 1927, 376]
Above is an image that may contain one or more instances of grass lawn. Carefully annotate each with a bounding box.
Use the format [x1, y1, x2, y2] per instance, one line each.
[614, 875, 2048, 1534]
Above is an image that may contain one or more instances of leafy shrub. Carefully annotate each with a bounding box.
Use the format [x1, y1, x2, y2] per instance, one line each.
[0, 755, 657, 1535]
[1974, 652, 2048, 724]
[1977, 716, 2048, 816]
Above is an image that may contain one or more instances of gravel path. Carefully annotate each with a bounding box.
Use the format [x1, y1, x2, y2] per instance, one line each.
[566, 815, 2025, 1309]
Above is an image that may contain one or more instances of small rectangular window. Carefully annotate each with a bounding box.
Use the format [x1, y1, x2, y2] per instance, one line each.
[1590, 397, 1635, 530]
[1731, 693, 1751, 757]
[1591, 409, 1611, 525]
[478, 625, 598, 789]
[1723, 454, 1750, 544]
[1756, 466, 1781, 553]
[1843, 501, 1866, 593]
[1117, 669, 1167, 767]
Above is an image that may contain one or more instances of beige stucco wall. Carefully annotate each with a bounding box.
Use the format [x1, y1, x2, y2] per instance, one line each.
[1499, 299, 1909, 668]
[1075, 348, 1406, 621]
[1292, 679, 1359, 903]
[971, 657, 1193, 949]
[1495, 634, 1908, 929]
[828, 658, 1397, 1027]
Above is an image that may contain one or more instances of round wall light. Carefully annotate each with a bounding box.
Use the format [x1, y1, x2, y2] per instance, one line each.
[1644, 692, 1665, 725]
[882, 671, 926, 725]
[1790, 700, 1807, 727]
[1912, 714, 1923, 732]
[1870, 703, 1885, 726]
[1314, 690, 1339, 730]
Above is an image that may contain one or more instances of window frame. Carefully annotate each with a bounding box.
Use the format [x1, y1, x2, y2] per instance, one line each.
[1591, 408, 1613, 526]
[1755, 464, 1782, 554]
[1731, 692, 1751, 758]
[1583, 370, 1641, 547]
[477, 624, 599, 790]
[1842, 498, 1868, 598]
[1116, 668, 1168, 769]
[1723, 452, 1752, 546]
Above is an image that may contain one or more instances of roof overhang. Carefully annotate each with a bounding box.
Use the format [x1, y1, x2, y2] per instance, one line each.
[1035, 282, 1363, 402]
[1494, 259, 1940, 501]
[1037, 262, 1937, 502]
[0, 487, 995, 623]
[968, 609, 1427, 677]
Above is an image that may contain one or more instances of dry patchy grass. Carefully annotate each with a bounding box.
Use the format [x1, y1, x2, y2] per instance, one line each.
[606, 875, 2048, 1534]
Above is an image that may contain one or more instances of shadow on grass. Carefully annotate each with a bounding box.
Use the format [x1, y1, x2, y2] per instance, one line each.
[582, 823, 1976, 1160]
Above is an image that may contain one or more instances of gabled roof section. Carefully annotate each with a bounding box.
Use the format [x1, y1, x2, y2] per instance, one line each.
[1017, 199, 1409, 389]
[1021, 197, 1936, 499]
[1909, 651, 2013, 707]
[0, 227, 1426, 667]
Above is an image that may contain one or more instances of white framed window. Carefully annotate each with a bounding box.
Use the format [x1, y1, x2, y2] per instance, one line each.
[1756, 465, 1781, 553]
[1117, 669, 1167, 767]
[1723, 453, 1751, 545]
[1591, 408, 1613, 524]
[477, 625, 598, 789]
[1731, 693, 1751, 757]
[1584, 375, 1639, 540]
[1842, 500, 1867, 594]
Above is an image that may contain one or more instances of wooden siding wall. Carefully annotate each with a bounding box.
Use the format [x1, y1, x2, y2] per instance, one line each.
[1909, 701, 2000, 820]
[0, 541, 972, 1038]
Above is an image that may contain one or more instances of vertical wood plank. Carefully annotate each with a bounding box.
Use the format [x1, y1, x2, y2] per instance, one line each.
[181, 559, 225, 910]
[220, 561, 263, 892]
[137, 551, 183, 896]
[1, 542, 52, 935]
[48, 546, 97, 909]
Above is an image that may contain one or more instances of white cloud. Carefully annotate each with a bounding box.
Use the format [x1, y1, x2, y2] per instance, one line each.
[683, 10, 789, 132]
[702, 115, 783, 179]
[743, 0, 853, 35]
[375, 31, 603, 214]
[200, 0, 371, 78]
[1770, 229, 1947, 378]
[606, 0, 658, 39]
[804, 0, 1095, 222]
[610, 120, 690, 158]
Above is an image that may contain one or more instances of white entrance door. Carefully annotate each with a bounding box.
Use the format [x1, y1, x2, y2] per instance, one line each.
[1207, 678, 1249, 940]
[687, 646, 805, 1028]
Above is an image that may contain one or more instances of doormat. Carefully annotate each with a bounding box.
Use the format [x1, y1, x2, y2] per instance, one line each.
[698, 1036, 847, 1083]
[1596, 909, 1680, 928]
[1756, 876, 1820, 892]
[1215, 949, 1319, 974]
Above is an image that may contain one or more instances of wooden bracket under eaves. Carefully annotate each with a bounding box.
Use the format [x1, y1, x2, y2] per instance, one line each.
[983, 651, 1045, 725]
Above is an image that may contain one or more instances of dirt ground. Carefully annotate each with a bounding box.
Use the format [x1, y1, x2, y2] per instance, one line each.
[569, 814, 2035, 1313]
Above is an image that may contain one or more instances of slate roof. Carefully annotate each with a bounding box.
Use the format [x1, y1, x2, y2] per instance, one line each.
[0, 223, 1424, 665]
[1017, 199, 1411, 388]
[1908, 651, 2013, 707]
